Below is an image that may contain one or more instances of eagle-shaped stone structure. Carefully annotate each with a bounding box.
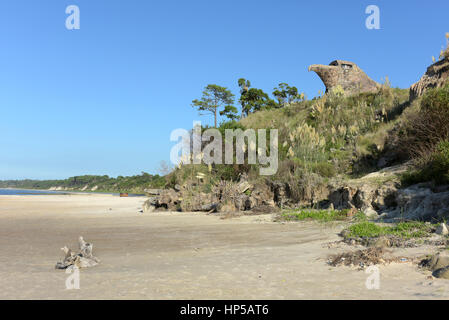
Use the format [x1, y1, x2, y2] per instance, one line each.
[308, 60, 380, 95]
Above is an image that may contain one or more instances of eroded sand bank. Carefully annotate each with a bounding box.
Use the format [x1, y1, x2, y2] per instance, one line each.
[0, 194, 448, 299]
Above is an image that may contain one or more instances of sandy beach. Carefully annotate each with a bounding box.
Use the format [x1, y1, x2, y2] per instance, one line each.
[0, 193, 448, 300]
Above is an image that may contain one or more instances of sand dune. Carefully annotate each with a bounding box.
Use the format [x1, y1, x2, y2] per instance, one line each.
[0, 194, 448, 299]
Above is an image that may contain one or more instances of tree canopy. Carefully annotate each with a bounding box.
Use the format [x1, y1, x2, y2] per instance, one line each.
[238, 79, 276, 116]
[273, 83, 304, 107]
[192, 84, 236, 127]
[238, 78, 251, 118]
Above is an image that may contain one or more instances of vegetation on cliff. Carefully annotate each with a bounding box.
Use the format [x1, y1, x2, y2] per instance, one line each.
[399, 84, 449, 186]
[169, 83, 410, 199]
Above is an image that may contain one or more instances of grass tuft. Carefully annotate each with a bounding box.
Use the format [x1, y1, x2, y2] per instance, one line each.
[346, 221, 434, 239]
[279, 209, 352, 223]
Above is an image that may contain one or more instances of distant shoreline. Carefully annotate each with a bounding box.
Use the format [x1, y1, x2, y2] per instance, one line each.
[0, 188, 145, 197]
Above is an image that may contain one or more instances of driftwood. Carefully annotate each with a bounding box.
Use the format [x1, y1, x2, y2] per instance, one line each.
[55, 236, 100, 269]
[328, 247, 398, 268]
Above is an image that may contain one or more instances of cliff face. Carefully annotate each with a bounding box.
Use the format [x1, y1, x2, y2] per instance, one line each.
[410, 57, 449, 101]
[308, 60, 379, 95]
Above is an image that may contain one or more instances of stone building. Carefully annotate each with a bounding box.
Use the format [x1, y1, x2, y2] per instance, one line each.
[308, 60, 380, 95]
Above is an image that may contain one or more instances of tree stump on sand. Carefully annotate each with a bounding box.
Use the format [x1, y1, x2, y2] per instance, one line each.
[55, 236, 100, 269]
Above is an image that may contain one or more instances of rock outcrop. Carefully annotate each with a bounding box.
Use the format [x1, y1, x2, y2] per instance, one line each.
[410, 57, 449, 101]
[327, 182, 398, 217]
[421, 251, 449, 280]
[326, 174, 449, 222]
[385, 183, 449, 221]
[143, 178, 276, 214]
[325, 165, 407, 217]
[143, 161, 449, 222]
[436, 223, 449, 236]
[308, 60, 380, 95]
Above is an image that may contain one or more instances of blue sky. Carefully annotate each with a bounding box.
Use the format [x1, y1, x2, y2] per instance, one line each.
[0, 0, 448, 179]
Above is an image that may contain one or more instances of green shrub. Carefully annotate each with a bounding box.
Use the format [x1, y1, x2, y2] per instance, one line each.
[346, 221, 384, 238]
[214, 164, 243, 181]
[421, 84, 449, 112]
[400, 84, 449, 159]
[311, 162, 336, 178]
[402, 140, 449, 186]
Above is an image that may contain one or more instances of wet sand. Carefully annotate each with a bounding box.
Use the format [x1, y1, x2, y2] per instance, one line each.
[0, 194, 448, 299]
